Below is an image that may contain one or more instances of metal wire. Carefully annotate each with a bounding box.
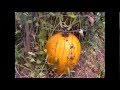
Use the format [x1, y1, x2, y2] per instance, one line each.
[55, 29, 80, 32]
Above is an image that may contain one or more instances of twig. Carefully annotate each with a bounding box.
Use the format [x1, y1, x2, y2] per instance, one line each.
[40, 55, 48, 73]
[21, 71, 29, 78]
[16, 64, 32, 72]
[55, 29, 80, 32]
[76, 69, 81, 78]
[58, 73, 64, 78]
[15, 66, 21, 78]
[67, 67, 71, 78]
[20, 76, 29, 78]
[85, 69, 88, 78]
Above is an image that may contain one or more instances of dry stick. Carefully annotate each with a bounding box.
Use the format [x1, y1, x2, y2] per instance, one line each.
[16, 64, 34, 78]
[20, 76, 29, 78]
[67, 67, 71, 78]
[40, 55, 48, 74]
[51, 19, 59, 36]
[64, 17, 69, 25]
[38, 62, 47, 78]
[92, 50, 102, 78]
[85, 68, 88, 78]
[54, 16, 58, 28]
[76, 70, 81, 78]
[24, 22, 30, 55]
[16, 64, 32, 72]
[54, 73, 59, 78]
[55, 29, 80, 32]
[58, 73, 64, 78]
[15, 66, 22, 78]
[21, 71, 29, 78]
[54, 21, 60, 31]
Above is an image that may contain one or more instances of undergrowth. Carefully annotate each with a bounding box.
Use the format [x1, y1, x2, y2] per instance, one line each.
[15, 12, 105, 78]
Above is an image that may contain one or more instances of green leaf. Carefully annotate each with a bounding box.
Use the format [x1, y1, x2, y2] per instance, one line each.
[67, 25, 72, 30]
[30, 58, 35, 62]
[15, 60, 18, 65]
[15, 30, 20, 35]
[27, 20, 32, 23]
[35, 22, 39, 27]
[49, 12, 55, 16]
[33, 17, 36, 21]
[39, 51, 44, 55]
[39, 39, 43, 43]
[36, 59, 41, 64]
[68, 14, 76, 18]
[39, 72, 45, 77]
[39, 38, 44, 46]
[24, 62, 31, 68]
[23, 12, 28, 16]
[41, 41, 44, 46]
[30, 72, 35, 78]
[67, 12, 76, 18]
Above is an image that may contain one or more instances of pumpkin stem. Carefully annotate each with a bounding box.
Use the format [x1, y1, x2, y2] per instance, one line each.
[62, 32, 69, 37]
[62, 25, 69, 37]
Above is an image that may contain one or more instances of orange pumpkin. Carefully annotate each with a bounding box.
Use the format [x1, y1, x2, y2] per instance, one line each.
[45, 32, 81, 74]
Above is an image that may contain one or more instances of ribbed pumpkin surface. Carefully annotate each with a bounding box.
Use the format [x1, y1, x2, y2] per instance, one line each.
[45, 32, 81, 74]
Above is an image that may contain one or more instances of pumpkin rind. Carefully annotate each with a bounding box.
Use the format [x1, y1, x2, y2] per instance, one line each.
[45, 32, 81, 74]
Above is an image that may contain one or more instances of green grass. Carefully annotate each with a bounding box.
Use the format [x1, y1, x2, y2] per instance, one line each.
[15, 12, 105, 78]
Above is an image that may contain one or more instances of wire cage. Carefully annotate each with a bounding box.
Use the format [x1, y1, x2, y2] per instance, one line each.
[15, 12, 105, 78]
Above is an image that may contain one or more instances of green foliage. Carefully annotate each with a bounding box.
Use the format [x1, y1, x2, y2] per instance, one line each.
[15, 45, 22, 61]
